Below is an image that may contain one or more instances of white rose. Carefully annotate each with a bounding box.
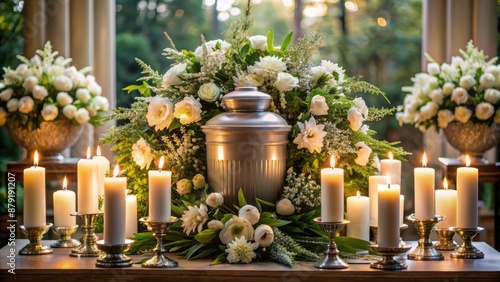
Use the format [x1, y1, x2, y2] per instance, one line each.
[347, 107, 364, 131]
[354, 141, 372, 166]
[0, 108, 6, 126]
[475, 102, 495, 121]
[93, 96, 109, 111]
[480, 73, 495, 88]
[451, 56, 464, 68]
[197, 82, 220, 102]
[219, 216, 254, 244]
[192, 174, 206, 189]
[353, 97, 368, 117]
[88, 81, 102, 96]
[484, 89, 500, 104]
[173, 95, 202, 125]
[176, 179, 193, 195]
[76, 88, 91, 103]
[459, 75, 476, 90]
[6, 98, 19, 112]
[162, 63, 187, 88]
[249, 35, 267, 51]
[81, 75, 96, 88]
[276, 198, 295, 216]
[419, 102, 439, 120]
[22, 76, 38, 91]
[0, 88, 13, 101]
[442, 82, 455, 96]
[429, 89, 444, 105]
[32, 85, 48, 100]
[207, 220, 224, 229]
[437, 109, 455, 128]
[69, 71, 85, 87]
[205, 192, 224, 208]
[495, 109, 500, 124]
[274, 72, 299, 92]
[238, 205, 260, 225]
[427, 63, 440, 75]
[54, 75, 73, 92]
[451, 87, 468, 104]
[62, 104, 78, 119]
[18, 96, 34, 114]
[74, 108, 90, 124]
[454, 106, 472, 123]
[56, 92, 73, 106]
[254, 224, 274, 247]
[310, 66, 327, 86]
[41, 104, 58, 121]
[131, 138, 153, 170]
[47, 65, 64, 77]
[310, 95, 329, 116]
[146, 96, 174, 131]
[86, 104, 97, 117]
[15, 64, 29, 78]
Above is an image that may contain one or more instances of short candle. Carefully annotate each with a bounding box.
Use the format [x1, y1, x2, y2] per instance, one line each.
[435, 177, 457, 229]
[53, 176, 76, 227]
[346, 191, 369, 241]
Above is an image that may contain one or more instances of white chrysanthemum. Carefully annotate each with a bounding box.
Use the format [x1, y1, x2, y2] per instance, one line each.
[131, 138, 153, 169]
[248, 56, 286, 77]
[292, 117, 328, 153]
[181, 204, 208, 235]
[225, 236, 258, 264]
[233, 72, 264, 87]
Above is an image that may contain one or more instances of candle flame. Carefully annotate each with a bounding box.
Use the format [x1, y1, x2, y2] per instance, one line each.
[465, 155, 471, 167]
[34, 150, 39, 166]
[96, 146, 101, 156]
[388, 152, 393, 160]
[86, 147, 91, 159]
[443, 177, 448, 190]
[356, 190, 361, 197]
[158, 156, 165, 170]
[113, 164, 120, 177]
[63, 176, 68, 190]
[330, 156, 335, 168]
[422, 152, 427, 167]
[386, 173, 391, 188]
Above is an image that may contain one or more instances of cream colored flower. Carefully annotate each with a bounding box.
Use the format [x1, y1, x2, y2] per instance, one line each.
[437, 109, 455, 128]
[6, 98, 18, 112]
[146, 96, 174, 131]
[419, 102, 439, 121]
[86, 104, 97, 117]
[18, 96, 34, 114]
[276, 198, 295, 216]
[451, 87, 468, 104]
[0, 108, 7, 126]
[429, 89, 444, 105]
[254, 224, 274, 247]
[87, 81, 102, 96]
[225, 236, 258, 264]
[454, 106, 472, 123]
[310, 95, 329, 116]
[219, 216, 254, 244]
[442, 82, 455, 96]
[176, 178, 193, 195]
[30, 85, 47, 101]
[198, 82, 220, 102]
[0, 88, 13, 101]
[76, 88, 91, 103]
[239, 205, 260, 225]
[174, 96, 202, 125]
[192, 174, 206, 189]
[475, 102, 495, 120]
[131, 138, 153, 169]
[75, 108, 90, 124]
[480, 73, 495, 88]
[274, 72, 299, 92]
[62, 104, 77, 119]
[22, 76, 38, 91]
[248, 35, 267, 51]
[459, 75, 476, 90]
[56, 92, 73, 106]
[53, 75, 73, 92]
[347, 107, 364, 131]
[194, 39, 231, 61]
[93, 96, 109, 111]
[41, 104, 58, 121]
[427, 63, 440, 75]
[207, 220, 224, 229]
[181, 204, 208, 235]
[354, 141, 372, 166]
[206, 192, 224, 208]
[353, 97, 368, 117]
[162, 63, 187, 88]
[484, 89, 500, 104]
[293, 117, 327, 153]
[233, 72, 264, 87]
[248, 56, 287, 78]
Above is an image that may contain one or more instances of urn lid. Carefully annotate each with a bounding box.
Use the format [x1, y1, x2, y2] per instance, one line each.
[223, 87, 272, 112]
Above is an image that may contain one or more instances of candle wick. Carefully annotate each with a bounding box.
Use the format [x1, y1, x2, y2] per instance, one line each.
[388, 183, 391, 189]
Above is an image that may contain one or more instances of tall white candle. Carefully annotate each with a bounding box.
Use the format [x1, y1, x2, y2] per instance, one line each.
[456, 156, 478, 228]
[126, 193, 138, 239]
[369, 175, 386, 226]
[77, 147, 98, 214]
[321, 156, 344, 222]
[377, 175, 400, 248]
[104, 165, 127, 245]
[93, 146, 110, 197]
[399, 195, 405, 226]
[346, 191, 369, 241]
[23, 151, 46, 228]
[435, 177, 457, 229]
[149, 156, 172, 221]
[414, 152, 435, 219]
[53, 176, 76, 227]
[380, 152, 401, 185]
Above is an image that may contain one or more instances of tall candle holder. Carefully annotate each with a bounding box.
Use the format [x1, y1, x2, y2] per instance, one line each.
[367, 245, 412, 270]
[139, 217, 178, 268]
[313, 217, 349, 269]
[450, 227, 484, 259]
[434, 228, 457, 251]
[51, 225, 81, 248]
[70, 212, 103, 257]
[370, 224, 409, 247]
[19, 224, 53, 255]
[406, 214, 444, 260]
[96, 239, 134, 267]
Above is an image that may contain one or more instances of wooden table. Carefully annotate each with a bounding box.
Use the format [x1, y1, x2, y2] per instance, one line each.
[1, 240, 500, 281]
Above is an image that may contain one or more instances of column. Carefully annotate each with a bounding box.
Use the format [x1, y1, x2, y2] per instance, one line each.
[446, 0, 473, 58]
[45, 0, 70, 57]
[23, 0, 46, 58]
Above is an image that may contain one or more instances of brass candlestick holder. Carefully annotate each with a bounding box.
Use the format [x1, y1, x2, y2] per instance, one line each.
[434, 228, 457, 251]
[96, 239, 134, 267]
[70, 212, 103, 257]
[139, 217, 178, 268]
[51, 225, 81, 248]
[313, 217, 349, 269]
[406, 214, 444, 261]
[370, 224, 410, 247]
[368, 244, 412, 270]
[19, 224, 53, 255]
[450, 227, 484, 259]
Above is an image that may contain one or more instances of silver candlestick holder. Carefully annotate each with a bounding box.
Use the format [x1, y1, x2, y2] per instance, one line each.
[139, 217, 178, 268]
[406, 214, 444, 261]
[96, 239, 134, 267]
[70, 212, 103, 257]
[370, 224, 409, 247]
[434, 228, 457, 251]
[368, 244, 412, 270]
[51, 225, 81, 248]
[450, 227, 484, 259]
[19, 224, 53, 255]
[313, 217, 349, 269]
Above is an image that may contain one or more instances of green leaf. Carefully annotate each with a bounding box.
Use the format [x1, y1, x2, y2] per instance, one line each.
[240, 43, 250, 58]
[171, 204, 185, 217]
[194, 228, 220, 244]
[238, 188, 247, 207]
[221, 213, 234, 224]
[186, 243, 204, 259]
[191, 247, 221, 260]
[168, 119, 182, 132]
[280, 31, 293, 51]
[122, 84, 140, 94]
[266, 29, 274, 52]
[257, 218, 291, 227]
[256, 198, 276, 207]
[210, 253, 227, 265]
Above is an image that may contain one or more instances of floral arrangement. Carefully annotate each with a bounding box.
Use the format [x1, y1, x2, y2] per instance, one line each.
[396, 41, 500, 131]
[104, 4, 406, 266]
[0, 42, 109, 130]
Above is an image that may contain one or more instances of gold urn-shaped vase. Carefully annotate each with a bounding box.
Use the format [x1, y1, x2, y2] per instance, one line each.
[202, 87, 291, 206]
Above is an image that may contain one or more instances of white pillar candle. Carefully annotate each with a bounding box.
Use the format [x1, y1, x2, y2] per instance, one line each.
[414, 152, 435, 219]
[53, 176, 76, 227]
[377, 175, 400, 248]
[104, 165, 127, 245]
[321, 156, 344, 222]
[93, 146, 110, 197]
[77, 147, 98, 214]
[369, 175, 386, 226]
[400, 195, 405, 226]
[346, 191, 369, 241]
[435, 178, 457, 229]
[456, 156, 478, 228]
[126, 193, 138, 239]
[380, 152, 401, 185]
[23, 151, 46, 228]
[149, 156, 172, 221]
